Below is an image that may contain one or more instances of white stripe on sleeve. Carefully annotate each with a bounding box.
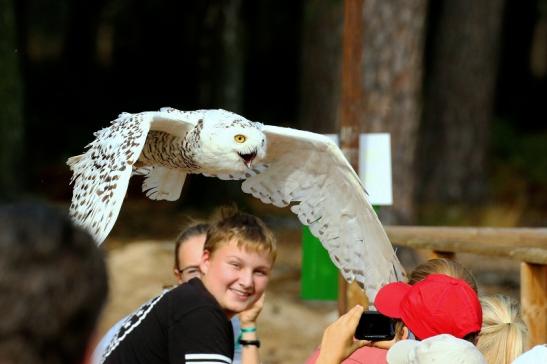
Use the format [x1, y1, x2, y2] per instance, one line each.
[185, 353, 232, 364]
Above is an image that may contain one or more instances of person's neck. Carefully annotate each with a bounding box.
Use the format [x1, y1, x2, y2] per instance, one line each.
[224, 309, 236, 320]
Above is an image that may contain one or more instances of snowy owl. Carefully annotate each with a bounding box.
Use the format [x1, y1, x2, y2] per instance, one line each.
[68, 107, 405, 299]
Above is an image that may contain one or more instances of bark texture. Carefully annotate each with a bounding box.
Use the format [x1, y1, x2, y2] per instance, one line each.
[361, 0, 428, 224]
[418, 0, 505, 204]
[299, 0, 343, 133]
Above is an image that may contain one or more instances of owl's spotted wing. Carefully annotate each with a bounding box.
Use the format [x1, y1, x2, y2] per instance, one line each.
[67, 109, 195, 244]
[241, 125, 405, 300]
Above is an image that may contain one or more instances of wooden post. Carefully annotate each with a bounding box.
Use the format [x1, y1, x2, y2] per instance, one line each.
[337, 274, 348, 315]
[381, 225, 547, 344]
[347, 281, 369, 308]
[338, 0, 364, 315]
[520, 262, 547, 348]
[430, 251, 455, 260]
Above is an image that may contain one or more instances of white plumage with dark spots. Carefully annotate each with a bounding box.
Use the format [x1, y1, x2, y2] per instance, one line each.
[68, 107, 405, 300]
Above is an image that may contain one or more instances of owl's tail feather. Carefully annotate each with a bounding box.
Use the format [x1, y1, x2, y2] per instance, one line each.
[67, 154, 84, 171]
[142, 166, 186, 201]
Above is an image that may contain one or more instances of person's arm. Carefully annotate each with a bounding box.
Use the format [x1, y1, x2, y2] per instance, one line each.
[315, 305, 369, 364]
[237, 294, 265, 364]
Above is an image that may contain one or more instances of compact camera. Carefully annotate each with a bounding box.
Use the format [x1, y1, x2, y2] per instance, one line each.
[354, 310, 396, 341]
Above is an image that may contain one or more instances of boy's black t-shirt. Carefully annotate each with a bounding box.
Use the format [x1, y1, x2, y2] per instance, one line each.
[103, 278, 234, 364]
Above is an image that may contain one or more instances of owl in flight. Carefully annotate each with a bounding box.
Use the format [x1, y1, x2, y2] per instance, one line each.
[68, 107, 405, 299]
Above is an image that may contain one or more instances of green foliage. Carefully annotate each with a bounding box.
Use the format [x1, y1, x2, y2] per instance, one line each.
[492, 118, 547, 185]
[27, 0, 69, 37]
[418, 118, 547, 227]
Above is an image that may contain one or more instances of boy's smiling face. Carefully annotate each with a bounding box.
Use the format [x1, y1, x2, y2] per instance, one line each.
[200, 239, 272, 317]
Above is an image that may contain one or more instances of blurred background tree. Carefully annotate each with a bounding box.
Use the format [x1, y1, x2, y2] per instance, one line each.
[0, 0, 545, 228]
[418, 0, 505, 205]
[359, 0, 427, 225]
[0, 0, 24, 199]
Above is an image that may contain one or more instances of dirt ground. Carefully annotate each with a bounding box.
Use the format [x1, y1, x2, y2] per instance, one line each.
[98, 226, 520, 364]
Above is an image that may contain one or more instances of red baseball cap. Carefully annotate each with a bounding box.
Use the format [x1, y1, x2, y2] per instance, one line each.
[374, 274, 482, 340]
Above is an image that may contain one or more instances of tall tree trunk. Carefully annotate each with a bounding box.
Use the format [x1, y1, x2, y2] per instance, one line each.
[418, 0, 505, 204]
[57, 0, 106, 156]
[299, 0, 426, 223]
[62, 0, 106, 110]
[0, 0, 24, 199]
[196, 0, 245, 112]
[361, 0, 428, 224]
[299, 0, 343, 133]
[217, 0, 244, 113]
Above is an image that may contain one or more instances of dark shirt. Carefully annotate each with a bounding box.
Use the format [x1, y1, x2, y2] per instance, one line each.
[103, 278, 234, 364]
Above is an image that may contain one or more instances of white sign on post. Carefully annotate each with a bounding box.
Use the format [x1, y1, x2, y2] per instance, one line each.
[324, 133, 393, 206]
[359, 134, 393, 205]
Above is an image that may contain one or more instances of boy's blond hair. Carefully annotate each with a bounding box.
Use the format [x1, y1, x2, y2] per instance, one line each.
[204, 207, 277, 263]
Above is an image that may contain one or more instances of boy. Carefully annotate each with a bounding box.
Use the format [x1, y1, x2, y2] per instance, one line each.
[102, 209, 276, 364]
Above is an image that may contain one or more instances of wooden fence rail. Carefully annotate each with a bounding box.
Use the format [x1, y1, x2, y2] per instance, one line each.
[344, 226, 547, 348]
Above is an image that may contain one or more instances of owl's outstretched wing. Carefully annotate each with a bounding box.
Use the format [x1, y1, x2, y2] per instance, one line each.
[241, 125, 405, 300]
[67, 109, 195, 244]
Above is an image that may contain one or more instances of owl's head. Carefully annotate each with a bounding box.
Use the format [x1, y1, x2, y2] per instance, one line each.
[194, 110, 266, 173]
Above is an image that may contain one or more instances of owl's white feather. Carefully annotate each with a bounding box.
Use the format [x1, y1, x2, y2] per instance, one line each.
[68, 107, 405, 299]
[241, 125, 405, 299]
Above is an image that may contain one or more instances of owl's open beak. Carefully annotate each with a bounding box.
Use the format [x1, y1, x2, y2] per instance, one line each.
[239, 151, 257, 168]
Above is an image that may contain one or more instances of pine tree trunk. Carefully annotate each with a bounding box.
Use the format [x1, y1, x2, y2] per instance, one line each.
[361, 0, 428, 224]
[418, 0, 505, 204]
[0, 0, 24, 199]
[299, 0, 343, 133]
[218, 0, 244, 113]
[299, 0, 426, 223]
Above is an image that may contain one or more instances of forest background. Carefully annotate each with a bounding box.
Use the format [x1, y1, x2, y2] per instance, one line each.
[1, 0, 546, 229]
[1, 1, 546, 362]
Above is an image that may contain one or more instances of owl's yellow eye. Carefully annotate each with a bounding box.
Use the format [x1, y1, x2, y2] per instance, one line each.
[234, 134, 247, 143]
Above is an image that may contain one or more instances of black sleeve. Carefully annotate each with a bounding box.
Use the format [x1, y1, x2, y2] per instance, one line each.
[169, 306, 234, 364]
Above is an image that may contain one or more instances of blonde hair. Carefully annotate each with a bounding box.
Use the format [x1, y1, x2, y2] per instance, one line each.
[386, 259, 478, 343]
[204, 207, 277, 263]
[477, 295, 528, 364]
[409, 258, 478, 292]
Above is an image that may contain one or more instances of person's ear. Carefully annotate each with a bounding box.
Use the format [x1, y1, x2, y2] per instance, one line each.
[200, 249, 211, 275]
[401, 326, 410, 340]
[173, 268, 183, 284]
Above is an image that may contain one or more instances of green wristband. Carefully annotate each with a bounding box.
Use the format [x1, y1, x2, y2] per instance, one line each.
[235, 327, 257, 350]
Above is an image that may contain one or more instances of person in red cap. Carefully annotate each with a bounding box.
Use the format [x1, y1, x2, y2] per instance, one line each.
[306, 259, 479, 364]
[306, 259, 480, 364]
[311, 273, 483, 364]
[374, 273, 482, 342]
